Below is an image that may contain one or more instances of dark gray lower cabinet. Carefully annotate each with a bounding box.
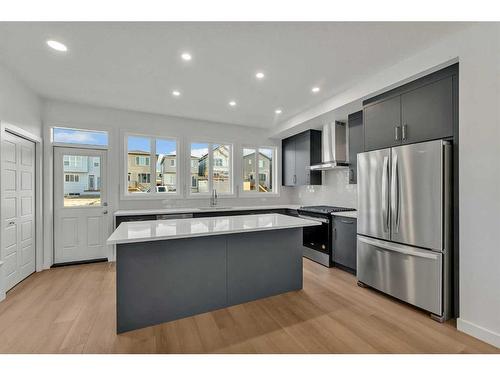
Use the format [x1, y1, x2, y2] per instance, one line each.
[333, 216, 357, 273]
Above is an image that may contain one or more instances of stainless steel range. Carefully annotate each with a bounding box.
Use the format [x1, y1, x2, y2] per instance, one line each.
[297, 205, 355, 267]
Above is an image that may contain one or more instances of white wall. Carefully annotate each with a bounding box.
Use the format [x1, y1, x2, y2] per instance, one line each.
[0, 63, 43, 300]
[277, 23, 500, 348]
[0, 64, 42, 137]
[42, 99, 293, 265]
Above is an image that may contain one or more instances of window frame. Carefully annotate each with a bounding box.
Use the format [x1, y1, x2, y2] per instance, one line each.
[240, 145, 278, 196]
[123, 132, 181, 199]
[188, 141, 234, 198]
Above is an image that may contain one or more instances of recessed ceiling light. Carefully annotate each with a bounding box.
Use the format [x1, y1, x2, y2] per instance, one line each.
[255, 72, 265, 79]
[46, 40, 67, 52]
[172, 90, 181, 97]
[229, 101, 237, 107]
[311, 87, 320, 93]
[275, 109, 282, 114]
[181, 52, 192, 61]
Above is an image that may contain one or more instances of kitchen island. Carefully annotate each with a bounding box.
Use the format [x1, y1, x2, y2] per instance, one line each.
[107, 213, 320, 333]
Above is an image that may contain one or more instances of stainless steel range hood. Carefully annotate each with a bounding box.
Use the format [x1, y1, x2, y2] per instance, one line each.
[309, 121, 349, 171]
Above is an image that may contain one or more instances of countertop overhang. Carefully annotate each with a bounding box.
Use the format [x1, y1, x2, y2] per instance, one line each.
[107, 213, 321, 245]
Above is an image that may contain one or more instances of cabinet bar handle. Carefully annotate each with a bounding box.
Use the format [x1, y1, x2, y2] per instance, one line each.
[394, 125, 401, 141]
[402, 124, 408, 141]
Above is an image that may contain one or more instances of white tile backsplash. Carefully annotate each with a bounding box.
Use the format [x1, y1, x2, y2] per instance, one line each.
[289, 169, 357, 208]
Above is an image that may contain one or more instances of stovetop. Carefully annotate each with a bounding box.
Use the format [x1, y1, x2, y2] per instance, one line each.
[298, 205, 355, 215]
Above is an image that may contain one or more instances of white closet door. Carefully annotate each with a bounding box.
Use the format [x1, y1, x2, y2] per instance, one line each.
[1, 132, 36, 291]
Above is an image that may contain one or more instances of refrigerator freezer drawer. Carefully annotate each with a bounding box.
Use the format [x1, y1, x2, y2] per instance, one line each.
[357, 236, 442, 315]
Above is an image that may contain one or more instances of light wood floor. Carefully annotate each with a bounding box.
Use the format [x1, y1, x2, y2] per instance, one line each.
[0, 259, 498, 354]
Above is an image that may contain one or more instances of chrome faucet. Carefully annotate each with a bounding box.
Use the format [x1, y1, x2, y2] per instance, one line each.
[210, 189, 218, 207]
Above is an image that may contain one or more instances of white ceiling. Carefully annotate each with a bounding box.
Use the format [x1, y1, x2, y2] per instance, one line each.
[0, 22, 468, 128]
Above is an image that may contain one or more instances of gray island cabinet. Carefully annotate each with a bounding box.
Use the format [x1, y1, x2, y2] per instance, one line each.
[107, 213, 319, 333]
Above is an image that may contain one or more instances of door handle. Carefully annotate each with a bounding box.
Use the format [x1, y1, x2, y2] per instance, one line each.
[394, 125, 401, 141]
[340, 219, 354, 224]
[391, 154, 400, 233]
[381, 156, 390, 232]
[8, 221, 15, 225]
[103, 210, 108, 215]
[402, 124, 408, 141]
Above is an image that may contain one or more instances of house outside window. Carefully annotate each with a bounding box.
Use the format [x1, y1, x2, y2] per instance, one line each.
[242, 147, 275, 193]
[126, 135, 178, 195]
[190, 143, 232, 194]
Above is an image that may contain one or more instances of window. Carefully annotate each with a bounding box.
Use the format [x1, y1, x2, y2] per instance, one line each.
[242, 147, 275, 193]
[190, 143, 209, 193]
[190, 142, 232, 194]
[212, 144, 231, 193]
[156, 138, 177, 193]
[63, 155, 101, 207]
[138, 173, 151, 183]
[126, 135, 177, 195]
[135, 156, 150, 166]
[53, 127, 108, 147]
[127, 136, 151, 193]
[64, 173, 80, 183]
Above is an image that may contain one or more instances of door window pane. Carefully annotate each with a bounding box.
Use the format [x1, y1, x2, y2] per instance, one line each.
[156, 138, 177, 193]
[243, 148, 256, 191]
[127, 136, 151, 193]
[191, 143, 209, 193]
[258, 148, 274, 192]
[63, 155, 101, 206]
[212, 144, 231, 194]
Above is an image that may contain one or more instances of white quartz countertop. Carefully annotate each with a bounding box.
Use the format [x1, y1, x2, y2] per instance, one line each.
[107, 213, 321, 245]
[113, 204, 301, 217]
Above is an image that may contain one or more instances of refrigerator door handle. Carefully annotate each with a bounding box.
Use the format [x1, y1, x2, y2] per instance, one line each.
[391, 154, 400, 233]
[358, 236, 440, 260]
[381, 156, 390, 232]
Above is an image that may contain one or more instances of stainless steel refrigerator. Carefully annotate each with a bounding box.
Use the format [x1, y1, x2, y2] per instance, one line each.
[357, 139, 452, 321]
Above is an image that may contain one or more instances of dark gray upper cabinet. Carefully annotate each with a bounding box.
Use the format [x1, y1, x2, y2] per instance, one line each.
[347, 111, 364, 184]
[282, 130, 322, 186]
[401, 76, 453, 144]
[363, 95, 401, 151]
[362, 63, 457, 152]
[333, 216, 357, 273]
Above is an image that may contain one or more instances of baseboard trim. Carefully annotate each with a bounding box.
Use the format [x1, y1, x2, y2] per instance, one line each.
[457, 318, 500, 348]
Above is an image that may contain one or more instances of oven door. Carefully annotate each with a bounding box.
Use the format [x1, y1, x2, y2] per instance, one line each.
[299, 214, 330, 254]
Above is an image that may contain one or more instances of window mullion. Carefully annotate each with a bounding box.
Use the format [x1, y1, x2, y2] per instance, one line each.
[208, 143, 213, 193]
[151, 137, 156, 195]
[255, 148, 259, 192]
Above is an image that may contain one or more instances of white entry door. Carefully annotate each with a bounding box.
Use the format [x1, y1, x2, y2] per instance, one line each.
[54, 147, 108, 264]
[1, 132, 36, 291]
